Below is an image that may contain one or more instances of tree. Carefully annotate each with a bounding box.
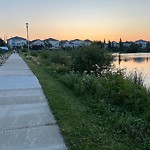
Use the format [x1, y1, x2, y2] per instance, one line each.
[119, 38, 123, 51]
[72, 46, 113, 75]
[126, 43, 139, 53]
[104, 39, 106, 44]
[0, 38, 5, 46]
[91, 41, 104, 48]
[108, 40, 112, 49]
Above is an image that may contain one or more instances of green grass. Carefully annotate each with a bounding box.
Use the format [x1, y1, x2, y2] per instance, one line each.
[22, 54, 150, 150]
[22, 56, 102, 149]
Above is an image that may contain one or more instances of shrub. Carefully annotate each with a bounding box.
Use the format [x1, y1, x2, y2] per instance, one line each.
[40, 50, 50, 59]
[34, 47, 150, 121]
[21, 48, 28, 53]
[49, 51, 71, 66]
[58, 70, 150, 121]
[39, 50, 71, 67]
[126, 69, 145, 86]
[71, 46, 113, 75]
[30, 51, 39, 57]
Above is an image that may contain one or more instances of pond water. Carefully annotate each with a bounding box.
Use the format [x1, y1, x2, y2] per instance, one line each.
[113, 53, 150, 88]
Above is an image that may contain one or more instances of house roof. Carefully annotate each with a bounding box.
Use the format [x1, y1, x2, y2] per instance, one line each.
[123, 41, 133, 44]
[84, 39, 92, 42]
[60, 40, 68, 42]
[112, 41, 119, 44]
[7, 36, 26, 41]
[31, 39, 43, 43]
[135, 39, 148, 43]
[70, 39, 82, 42]
[44, 38, 59, 42]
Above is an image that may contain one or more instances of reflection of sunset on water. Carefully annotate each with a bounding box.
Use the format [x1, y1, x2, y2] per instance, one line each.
[113, 53, 150, 88]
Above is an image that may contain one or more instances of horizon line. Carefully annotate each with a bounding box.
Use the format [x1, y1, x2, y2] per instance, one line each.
[5, 35, 150, 43]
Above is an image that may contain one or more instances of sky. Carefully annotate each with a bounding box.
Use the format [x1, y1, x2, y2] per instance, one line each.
[0, 0, 150, 42]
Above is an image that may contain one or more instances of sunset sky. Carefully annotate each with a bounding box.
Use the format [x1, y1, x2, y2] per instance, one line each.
[0, 0, 150, 42]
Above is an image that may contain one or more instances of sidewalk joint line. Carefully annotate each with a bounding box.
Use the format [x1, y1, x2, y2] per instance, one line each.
[0, 122, 57, 133]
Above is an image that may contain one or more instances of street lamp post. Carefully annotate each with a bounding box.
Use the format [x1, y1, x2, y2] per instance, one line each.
[26, 23, 30, 59]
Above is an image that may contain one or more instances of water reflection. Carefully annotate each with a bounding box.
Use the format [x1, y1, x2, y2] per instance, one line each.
[116, 54, 150, 65]
[113, 53, 150, 88]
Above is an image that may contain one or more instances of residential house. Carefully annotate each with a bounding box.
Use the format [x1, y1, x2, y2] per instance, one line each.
[104, 43, 108, 49]
[123, 41, 133, 47]
[30, 39, 44, 50]
[60, 40, 72, 48]
[44, 38, 60, 49]
[83, 39, 92, 46]
[112, 41, 119, 48]
[69, 39, 83, 47]
[134, 40, 148, 49]
[7, 36, 27, 49]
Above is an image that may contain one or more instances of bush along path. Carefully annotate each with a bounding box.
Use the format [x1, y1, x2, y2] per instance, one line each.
[22, 46, 150, 150]
[0, 52, 10, 66]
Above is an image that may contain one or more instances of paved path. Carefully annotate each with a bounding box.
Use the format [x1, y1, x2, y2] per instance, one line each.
[0, 54, 67, 150]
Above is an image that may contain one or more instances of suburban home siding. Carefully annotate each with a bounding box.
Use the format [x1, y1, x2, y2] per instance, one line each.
[7, 36, 27, 48]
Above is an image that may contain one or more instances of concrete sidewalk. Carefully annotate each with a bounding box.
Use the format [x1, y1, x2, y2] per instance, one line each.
[0, 54, 67, 150]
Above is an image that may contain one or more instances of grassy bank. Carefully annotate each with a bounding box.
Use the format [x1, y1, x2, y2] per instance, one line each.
[22, 56, 103, 149]
[21, 48, 150, 150]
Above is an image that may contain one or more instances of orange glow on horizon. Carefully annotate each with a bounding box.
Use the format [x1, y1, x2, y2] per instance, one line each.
[5, 30, 150, 42]
[3, 16, 150, 42]
[0, 0, 150, 42]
